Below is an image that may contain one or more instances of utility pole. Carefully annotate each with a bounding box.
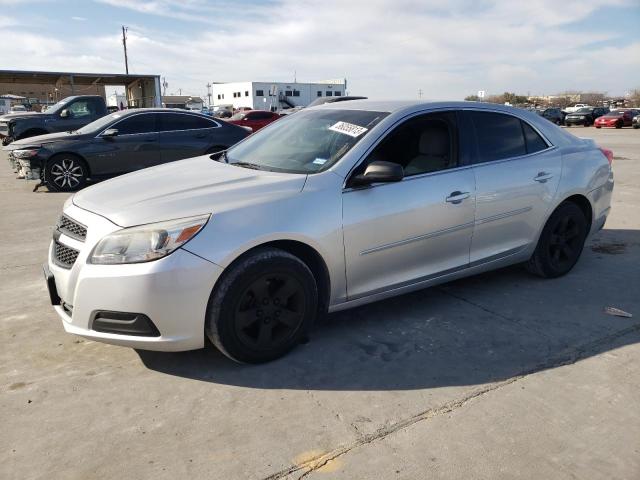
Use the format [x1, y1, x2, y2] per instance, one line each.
[162, 77, 168, 96]
[418, 88, 423, 99]
[122, 26, 129, 74]
[206, 82, 212, 106]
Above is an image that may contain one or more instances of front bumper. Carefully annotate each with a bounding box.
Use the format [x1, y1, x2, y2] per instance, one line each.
[565, 117, 589, 125]
[47, 204, 223, 351]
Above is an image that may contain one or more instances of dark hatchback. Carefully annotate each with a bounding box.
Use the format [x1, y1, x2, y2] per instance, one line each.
[564, 107, 608, 127]
[6, 109, 250, 191]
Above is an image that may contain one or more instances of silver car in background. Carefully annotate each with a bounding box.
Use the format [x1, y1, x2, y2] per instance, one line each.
[45, 101, 614, 363]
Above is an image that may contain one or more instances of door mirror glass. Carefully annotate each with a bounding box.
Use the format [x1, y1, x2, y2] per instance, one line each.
[60, 109, 69, 118]
[101, 128, 119, 138]
[351, 161, 404, 187]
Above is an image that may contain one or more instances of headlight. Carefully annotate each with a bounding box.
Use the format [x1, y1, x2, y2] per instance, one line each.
[89, 214, 210, 264]
[12, 148, 40, 159]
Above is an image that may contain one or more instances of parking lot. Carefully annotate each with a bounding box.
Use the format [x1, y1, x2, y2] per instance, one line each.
[1, 127, 639, 479]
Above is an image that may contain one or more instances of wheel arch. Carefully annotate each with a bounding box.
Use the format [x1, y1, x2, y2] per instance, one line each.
[559, 193, 593, 231]
[216, 239, 332, 316]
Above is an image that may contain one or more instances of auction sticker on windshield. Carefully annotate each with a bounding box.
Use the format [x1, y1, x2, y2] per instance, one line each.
[328, 121, 368, 138]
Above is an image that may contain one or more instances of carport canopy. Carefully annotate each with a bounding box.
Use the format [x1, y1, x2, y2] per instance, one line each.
[0, 69, 162, 107]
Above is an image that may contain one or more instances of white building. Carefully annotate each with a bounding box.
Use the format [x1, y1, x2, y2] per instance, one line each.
[107, 93, 127, 109]
[211, 79, 347, 111]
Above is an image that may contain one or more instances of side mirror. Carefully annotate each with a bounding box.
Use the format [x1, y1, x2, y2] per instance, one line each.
[101, 128, 119, 138]
[350, 160, 404, 187]
[60, 109, 69, 118]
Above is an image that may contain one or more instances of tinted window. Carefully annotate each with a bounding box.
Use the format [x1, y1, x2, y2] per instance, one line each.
[522, 122, 547, 154]
[363, 112, 457, 177]
[160, 113, 215, 131]
[470, 112, 526, 162]
[114, 114, 157, 135]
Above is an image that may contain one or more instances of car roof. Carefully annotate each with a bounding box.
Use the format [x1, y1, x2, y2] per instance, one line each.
[311, 100, 541, 116]
[110, 108, 211, 116]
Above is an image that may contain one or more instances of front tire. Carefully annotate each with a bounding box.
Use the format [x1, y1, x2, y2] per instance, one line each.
[206, 248, 318, 363]
[526, 202, 588, 278]
[45, 154, 88, 192]
[615, 120, 623, 129]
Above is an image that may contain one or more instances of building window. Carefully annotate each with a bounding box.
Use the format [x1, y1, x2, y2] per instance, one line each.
[285, 90, 292, 97]
[217, 94, 221, 100]
[245, 91, 249, 96]
[236, 92, 241, 97]
[293, 90, 300, 97]
[256, 89, 264, 96]
[325, 91, 333, 97]
[334, 91, 342, 96]
[317, 91, 322, 97]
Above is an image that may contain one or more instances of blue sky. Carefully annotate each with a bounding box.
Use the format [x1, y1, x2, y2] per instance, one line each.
[1, 0, 638, 100]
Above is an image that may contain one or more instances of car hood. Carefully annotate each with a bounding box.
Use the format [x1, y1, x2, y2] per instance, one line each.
[0, 112, 41, 121]
[8, 131, 83, 148]
[72, 156, 308, 227]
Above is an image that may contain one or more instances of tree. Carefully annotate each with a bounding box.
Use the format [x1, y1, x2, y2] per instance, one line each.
[464, 94, 480, 101]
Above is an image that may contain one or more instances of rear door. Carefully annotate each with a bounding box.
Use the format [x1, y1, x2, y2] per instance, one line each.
[465, 110, 561, 263]
[342, 111, 476, 299]
[87, 112, 160, 175]
[157, 112, 221, 164]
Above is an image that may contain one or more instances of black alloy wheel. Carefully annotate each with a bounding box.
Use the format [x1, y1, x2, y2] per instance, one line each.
[233, 273, 306, 351]
[526, 202, 588, 278]
[206, 248, 318, 363]
[46, 155, 88, 192]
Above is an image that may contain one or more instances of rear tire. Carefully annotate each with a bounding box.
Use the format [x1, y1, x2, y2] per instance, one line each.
[615, 120, 623, 129]
[44, 154, 88, 192]
[526, 202, 588, 278]
[205, 248, 318, 363]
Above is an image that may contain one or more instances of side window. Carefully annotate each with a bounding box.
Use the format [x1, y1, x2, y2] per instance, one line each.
[521, 122, 547, 154]
[469, 112, 526, 162]
[362, 112, 458, 177]
[160, 113, 214, 131]
[114, 114, 157, 135]
[67, 100, 92, 118]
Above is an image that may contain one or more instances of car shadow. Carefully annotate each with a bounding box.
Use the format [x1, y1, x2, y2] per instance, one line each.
[138, 228, 640, 391]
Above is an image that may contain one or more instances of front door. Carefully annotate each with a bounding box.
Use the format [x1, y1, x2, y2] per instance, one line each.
[342, 111, 476, 300]
[464, 110, 561, 263]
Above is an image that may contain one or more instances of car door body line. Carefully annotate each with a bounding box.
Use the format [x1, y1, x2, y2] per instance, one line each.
[474, 206, 533, 225]
[333, 244, 527, 308]
[359, 221, 475, 256]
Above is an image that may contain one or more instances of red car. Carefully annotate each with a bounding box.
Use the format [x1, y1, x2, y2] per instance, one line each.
[595, 110, 636, 129]
[226, 110, 280, 132]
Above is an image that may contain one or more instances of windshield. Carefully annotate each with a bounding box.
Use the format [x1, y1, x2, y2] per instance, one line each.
[76, 112, 124, 134]
[46, 97, 74, 115]
[574, 108, 592, 114]
[226, 109, 389, 174]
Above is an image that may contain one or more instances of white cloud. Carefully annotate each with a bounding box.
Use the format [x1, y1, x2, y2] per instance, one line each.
[1, 0, 638, 99]
[71, 16, 87, 21]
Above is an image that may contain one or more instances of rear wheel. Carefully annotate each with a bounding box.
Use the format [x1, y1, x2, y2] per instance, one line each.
[526, 202, 588, 278]
[45, 154, 88, 192]
[615, 120, 623, 129]
[206, 248, 318, 363]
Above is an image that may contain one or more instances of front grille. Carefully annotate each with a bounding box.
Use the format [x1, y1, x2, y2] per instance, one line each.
[53, 240, 80, 269]
[58, 215, 87, 241]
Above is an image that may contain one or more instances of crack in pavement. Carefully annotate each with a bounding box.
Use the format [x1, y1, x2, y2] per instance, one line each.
[262, 322, 640, 480]
[436, 286, 556, 342]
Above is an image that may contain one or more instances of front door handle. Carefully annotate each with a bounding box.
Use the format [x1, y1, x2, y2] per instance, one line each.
[446, 191, 470, 204]
[534, 172, 553, 183]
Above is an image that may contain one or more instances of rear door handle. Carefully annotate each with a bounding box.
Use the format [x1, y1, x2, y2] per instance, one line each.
[445, 191, 470, 204]
[534, 172, 553, 183]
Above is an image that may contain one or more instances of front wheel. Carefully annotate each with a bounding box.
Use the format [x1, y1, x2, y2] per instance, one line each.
[615, 121, 623, 129]
[525, 202, 588, 278]
[45, 155, 88, 192]
[206, 248, 318, 363]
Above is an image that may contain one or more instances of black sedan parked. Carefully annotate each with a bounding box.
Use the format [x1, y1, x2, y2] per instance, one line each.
[536, 107, 565, 125]
[564, 107, 608, 127]
[5, 109, 250, 192]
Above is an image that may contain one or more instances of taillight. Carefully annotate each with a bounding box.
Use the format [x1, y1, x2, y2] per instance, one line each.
[599, 147, 613, 166]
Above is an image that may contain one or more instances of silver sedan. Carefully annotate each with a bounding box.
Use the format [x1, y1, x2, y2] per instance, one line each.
[46, 101, 614, 363]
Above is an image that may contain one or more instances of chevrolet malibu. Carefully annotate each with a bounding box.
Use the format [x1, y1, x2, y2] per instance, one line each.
[45, 101, 614, 363]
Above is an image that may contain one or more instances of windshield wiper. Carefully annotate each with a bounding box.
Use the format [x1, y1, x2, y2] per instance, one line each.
[232, 161, 263, 170]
